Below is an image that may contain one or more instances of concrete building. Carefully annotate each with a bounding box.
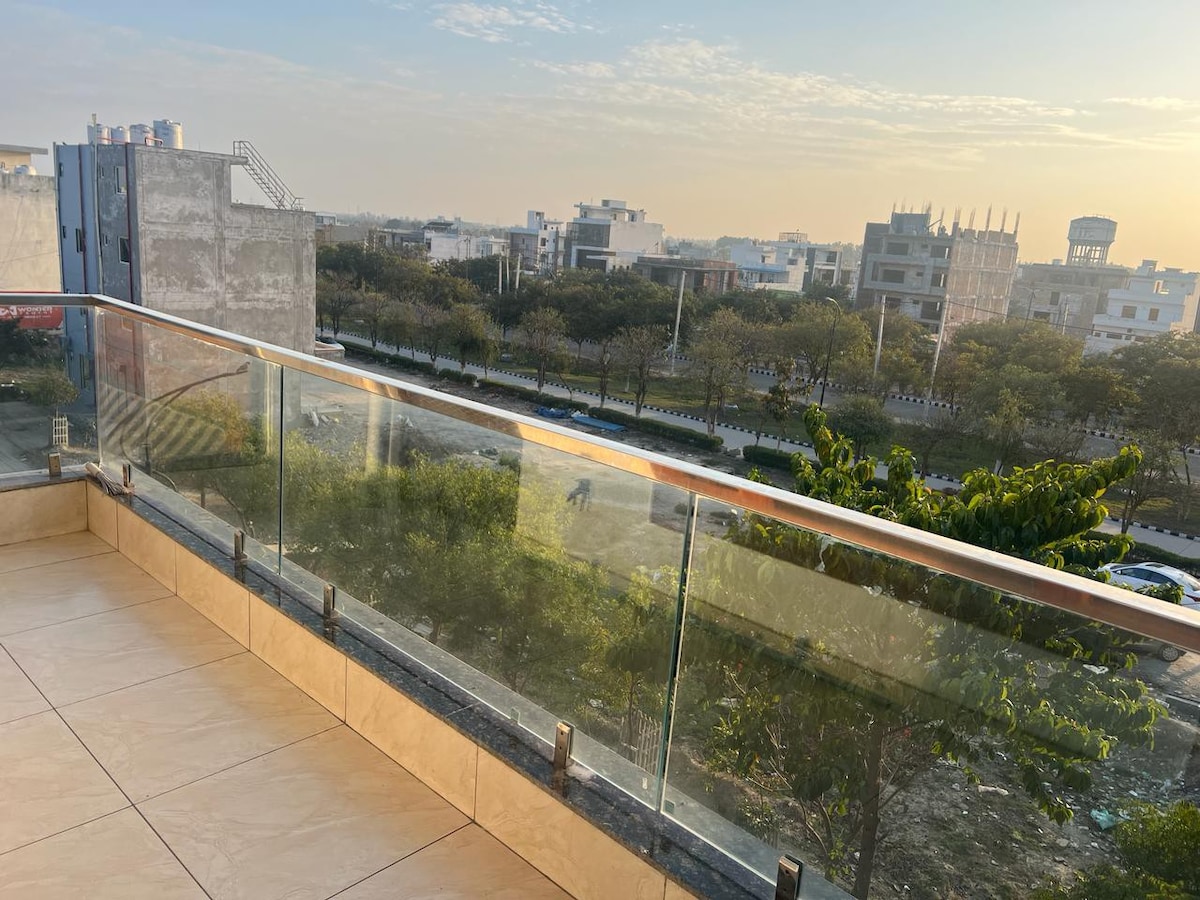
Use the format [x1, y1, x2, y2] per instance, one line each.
[56, 141, 315, 354]
[856, 210, 1018, 334]
[1009, 217, 1129, 337]
[631, 256, 738, 295]
[0, 144, 60, 301]
[564, 199, 664, 271]
[508, 210, 564, 276]
[728, 234, 852, 294]
[1087, 260, 1199, 354]
[422, 219, 508, 263]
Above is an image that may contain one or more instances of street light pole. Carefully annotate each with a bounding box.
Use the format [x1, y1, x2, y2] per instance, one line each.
[818, 296, 842, 407]
[670, 271, 686, 377]
[872, 295, 886, 379]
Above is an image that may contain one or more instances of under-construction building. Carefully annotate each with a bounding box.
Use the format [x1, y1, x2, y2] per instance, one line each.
[856, 207, 1019, 334]
[1008, 217, 1129, 338]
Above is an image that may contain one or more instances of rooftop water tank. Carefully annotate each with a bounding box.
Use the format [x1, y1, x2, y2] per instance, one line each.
[153, 119, 183, 149]
[129, 123, 156, 146]
[110, 125, 129, 144]
[87, 122, 111, 145]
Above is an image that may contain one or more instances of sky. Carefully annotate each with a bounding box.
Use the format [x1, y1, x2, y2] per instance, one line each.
[5, 0, 1200, 268]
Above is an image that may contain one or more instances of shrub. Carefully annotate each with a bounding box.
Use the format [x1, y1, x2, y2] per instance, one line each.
[478, 380, 588, 411]
[586, 407, 723, 451]
[742, 445, 795, 471]
[438, 368, 477, 386]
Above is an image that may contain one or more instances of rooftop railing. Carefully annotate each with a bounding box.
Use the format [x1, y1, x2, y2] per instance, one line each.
[4, 292, 1200, 899]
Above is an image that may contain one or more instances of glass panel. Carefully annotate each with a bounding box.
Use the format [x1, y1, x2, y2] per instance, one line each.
[94, 311, 281, 567]
[666, 496, 1193, 900]
[0, 304, 96, 475]
[279, 368, 690, 804]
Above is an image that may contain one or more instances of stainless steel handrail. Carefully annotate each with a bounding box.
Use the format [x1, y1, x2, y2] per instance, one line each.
[8, 291, 1200, 652]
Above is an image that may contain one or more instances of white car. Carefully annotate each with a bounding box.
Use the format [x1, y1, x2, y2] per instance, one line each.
[1098, 562, 1200, 661]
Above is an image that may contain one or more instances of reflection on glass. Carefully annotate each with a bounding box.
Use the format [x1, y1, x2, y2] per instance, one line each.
[279, 370, 689, 802]
[94, 310, 281, 561]
[0, 305, 97, 475]
[667, 497, 1179, 899]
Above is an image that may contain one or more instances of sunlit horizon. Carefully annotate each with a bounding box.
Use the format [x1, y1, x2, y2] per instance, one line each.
[5, 0, 1199, 270]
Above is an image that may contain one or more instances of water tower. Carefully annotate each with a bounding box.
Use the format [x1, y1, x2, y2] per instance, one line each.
[1066, 216, 1117, 266]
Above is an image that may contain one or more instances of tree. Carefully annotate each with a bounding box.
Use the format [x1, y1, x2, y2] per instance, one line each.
[907, 407, 968, 475]
[445, 303, 492, 373]
[519, 307, 567, 391]
[354, 290, 392, 348]
[687, 308, 754, 436]
[316, 271, 359, 338]
[758, 358, 796, 449]
[701, 405, 1156, 898]
[826, 395, 891, 460]
[381, 300, 419, 357]
[26, 370, 79, 414]
[614, 324, 667, 416]
[1118, 433, 1177, 533]
[413, 301, 450, 367]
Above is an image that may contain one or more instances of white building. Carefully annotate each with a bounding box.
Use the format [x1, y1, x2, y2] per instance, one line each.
[727, 234, 851, 294]
[424, 219, 509, 263]
[1086, 260, 1199, 354]
[508, 210, 564, 275]
[564, 199, 664, 271]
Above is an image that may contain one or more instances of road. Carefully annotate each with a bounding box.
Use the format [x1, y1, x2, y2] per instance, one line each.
[324, 331, 1200, 559]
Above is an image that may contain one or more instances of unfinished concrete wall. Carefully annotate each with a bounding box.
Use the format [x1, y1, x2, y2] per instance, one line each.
[129, 146, 315, 354]
[0, 172, 59, 291]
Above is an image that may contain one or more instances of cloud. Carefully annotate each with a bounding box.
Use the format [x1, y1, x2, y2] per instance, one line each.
[431, 2, 577, 43]
[529, 59, 614, 78]
[1104, 96, 1200, 111]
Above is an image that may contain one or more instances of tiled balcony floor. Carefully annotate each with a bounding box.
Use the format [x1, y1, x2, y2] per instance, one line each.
[0, 532, 571, 900]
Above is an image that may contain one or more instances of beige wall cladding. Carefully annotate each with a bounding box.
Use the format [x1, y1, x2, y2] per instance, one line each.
[0, 481, 86, 546]
[174, 548, 250, 647]
[249, 597, 346, 719]
[85, 482, 118, 549]
[115, 504, 176, 593]
[664, 880, 701, 899]
[476, 750, 666, 900]
[345, 660, 478, 817]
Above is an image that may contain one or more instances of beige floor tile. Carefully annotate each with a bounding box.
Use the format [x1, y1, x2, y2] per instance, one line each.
[140, 725, 468, 900]
[0, 532, 111, 576]
[475, 751, 666, 900]
[0, 552, 173, 637]
[2, 597, 244, 707]
[0, 648, 48, 725]
[0, 808, 205, 899]
[0, 481, 86, 547]
[0, 711, 127, 854]
[338, 824, 571, 899]
[62, 653, 338, 802]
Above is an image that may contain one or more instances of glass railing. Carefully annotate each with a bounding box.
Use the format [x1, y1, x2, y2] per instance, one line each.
[7, 293, 1200, 900]
[0, 303, 97, 476]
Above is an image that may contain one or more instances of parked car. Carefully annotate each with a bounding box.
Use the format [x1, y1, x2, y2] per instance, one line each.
[1097, 562, 1200, 661]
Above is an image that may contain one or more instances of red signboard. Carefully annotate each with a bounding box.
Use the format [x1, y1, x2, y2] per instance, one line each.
[0, 306, 63, 330]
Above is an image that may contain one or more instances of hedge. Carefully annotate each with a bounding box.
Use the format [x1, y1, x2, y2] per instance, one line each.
[586, 406, 724, 451]
[347, 346, 437, 376]
[478, 380, 589, 411]
[742, 444, 796, 470]
[438, 368, 477, 386]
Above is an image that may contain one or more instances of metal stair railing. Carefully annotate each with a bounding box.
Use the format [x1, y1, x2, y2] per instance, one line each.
[232, 140, 303, 210]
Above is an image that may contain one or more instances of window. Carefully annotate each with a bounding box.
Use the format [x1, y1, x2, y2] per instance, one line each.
[118, 237, 130, 264]
[74, 229, 84, 253]
[1049, 291, 1060, 306]
[115, 166, 126, 193]
[920, 300, 941, 320]
[1120, 305, 1136, 319]
[885, 241, 908, 256]
[1154, 280, 1166, 294]
[60, 226, 66, 240]
[880, 269, 905, 284]
[931, 272, 947, 289]
[1149, 308, 1160, 322]
[931, 245, 950, 260]
[1033, 311, 1051, 321]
